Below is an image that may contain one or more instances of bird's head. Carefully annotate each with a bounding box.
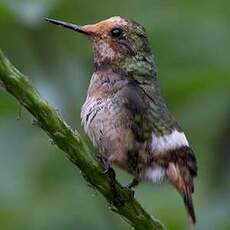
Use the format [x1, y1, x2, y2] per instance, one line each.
[46, 16, 156, 76]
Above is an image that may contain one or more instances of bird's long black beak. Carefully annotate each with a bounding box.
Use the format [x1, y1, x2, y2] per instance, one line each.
[45, 18, 89, 35]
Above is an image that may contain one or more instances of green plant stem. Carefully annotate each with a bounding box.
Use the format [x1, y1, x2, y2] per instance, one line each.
[0, 49, 165, 230]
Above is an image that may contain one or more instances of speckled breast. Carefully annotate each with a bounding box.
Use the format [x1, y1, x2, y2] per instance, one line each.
[80, 70, 133, 157]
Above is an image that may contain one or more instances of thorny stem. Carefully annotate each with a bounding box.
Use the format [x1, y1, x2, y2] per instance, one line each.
[0, 49, 165, 230]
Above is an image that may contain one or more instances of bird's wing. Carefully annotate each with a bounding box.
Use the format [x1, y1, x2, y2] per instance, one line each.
[115, 75, 177, 143]
[119, 74, 197, 160]
[133, 76, 180, 136]
[133, 75, 198, 224]
[133, 75, 197, 170]
[136, 76, 197, 166]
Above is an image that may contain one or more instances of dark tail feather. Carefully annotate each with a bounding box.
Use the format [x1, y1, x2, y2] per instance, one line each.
[166, 161, 197, 225]
[183, 188, 196, 225]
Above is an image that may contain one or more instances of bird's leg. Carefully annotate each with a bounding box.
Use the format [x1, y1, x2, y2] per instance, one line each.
[98, 154, 125, 206]
[126, 177, 139, 189]
[98, 154, 110, 174]
[124, 178, 139, 198]
[98, 154, 116, 180]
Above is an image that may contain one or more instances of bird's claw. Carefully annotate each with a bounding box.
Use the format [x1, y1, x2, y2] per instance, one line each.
[123, 178, 139, 198]
[98, 154, 110, 173]
[126, 178, 139, 189]
[125, 187, 135, 198]
[98, 154, 116, 180]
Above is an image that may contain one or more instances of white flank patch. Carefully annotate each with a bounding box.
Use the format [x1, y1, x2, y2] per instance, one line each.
[151, 129, 189, 153]
[144, 166, 166, 183]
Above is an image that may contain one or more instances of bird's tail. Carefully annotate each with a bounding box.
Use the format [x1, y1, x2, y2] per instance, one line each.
[182, 187, 196, 225]
[166, 162, 196, 226]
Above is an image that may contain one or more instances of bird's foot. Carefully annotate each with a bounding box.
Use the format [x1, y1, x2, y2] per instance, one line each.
[98, 154, 110, 174]
[124, 178, 139, 198]
[97, 155, 125, 206]
[126, 178, 139, 189]
[126, 188, 135, 198]
[98, 154, 116, 180]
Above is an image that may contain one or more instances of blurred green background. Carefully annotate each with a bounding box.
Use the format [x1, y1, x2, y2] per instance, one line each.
[0, 0, 230, 229]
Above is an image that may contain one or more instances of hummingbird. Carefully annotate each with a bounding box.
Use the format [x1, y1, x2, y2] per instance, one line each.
[46, 16, 198, 225]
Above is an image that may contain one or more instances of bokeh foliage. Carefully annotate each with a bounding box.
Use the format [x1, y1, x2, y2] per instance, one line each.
[0, 0, 230, 229]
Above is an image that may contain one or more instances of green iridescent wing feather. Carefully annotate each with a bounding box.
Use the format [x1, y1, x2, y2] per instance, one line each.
[132, 75, 180, 139]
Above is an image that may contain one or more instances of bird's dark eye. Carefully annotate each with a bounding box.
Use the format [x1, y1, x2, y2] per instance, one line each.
[110, 28, 123, 38]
